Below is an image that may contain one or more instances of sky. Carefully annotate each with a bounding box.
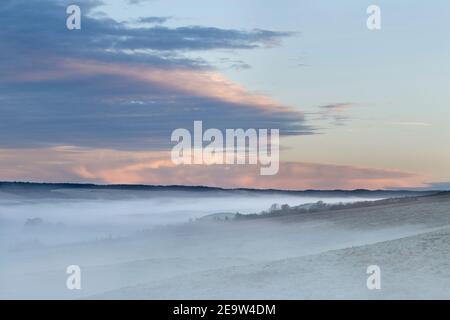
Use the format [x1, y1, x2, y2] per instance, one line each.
[0, 0, 449, 190]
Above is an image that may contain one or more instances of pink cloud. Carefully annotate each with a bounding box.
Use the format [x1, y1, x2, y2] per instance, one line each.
[8, 58, 299, 116]
[0, 147, 428, 190]
[65, 59, 298, 114]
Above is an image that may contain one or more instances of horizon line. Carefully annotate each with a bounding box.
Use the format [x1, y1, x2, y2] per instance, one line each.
[0, 181, 444, 193]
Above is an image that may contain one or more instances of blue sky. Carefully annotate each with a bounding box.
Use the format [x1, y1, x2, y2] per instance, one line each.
[0, 0, 449, 189]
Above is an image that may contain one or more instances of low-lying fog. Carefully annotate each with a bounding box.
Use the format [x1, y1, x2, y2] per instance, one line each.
[0, 190, 380, 247]
[2, 187, 450, 299]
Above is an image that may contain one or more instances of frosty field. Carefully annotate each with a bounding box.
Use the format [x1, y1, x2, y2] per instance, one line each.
[0, 184, 448, 299]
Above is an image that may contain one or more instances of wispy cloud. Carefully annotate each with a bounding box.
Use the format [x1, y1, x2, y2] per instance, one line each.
[134, 16, 171, 24]
[388, 121, 431, 127]
[307, 103, 354, 127]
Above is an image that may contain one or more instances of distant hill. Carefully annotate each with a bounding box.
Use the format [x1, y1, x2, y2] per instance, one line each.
[0, 181, 440, 198]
